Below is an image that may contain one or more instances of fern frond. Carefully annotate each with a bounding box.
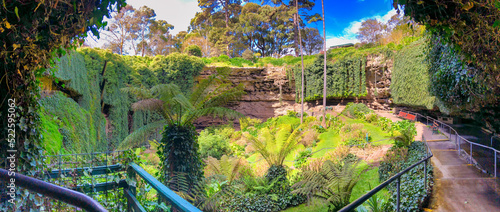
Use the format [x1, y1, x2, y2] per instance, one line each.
[131, 98, 164, 112]
[118, 120, 167, 149]
[120, 87, 152, 100]
[190, 74, 221, 108]
[202, 83, 245, 108]
[182, 107, 242, 125]
[151, 84, 182, 101]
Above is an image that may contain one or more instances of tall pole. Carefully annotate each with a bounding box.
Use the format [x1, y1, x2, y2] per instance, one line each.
[297, 0, 305, 124]
[321, 0, 327, 127]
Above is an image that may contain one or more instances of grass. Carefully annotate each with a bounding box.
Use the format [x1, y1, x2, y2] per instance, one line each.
[282, 199, 329, 212]
[344, 117, 392, 145]
[311, 130, 342, 158]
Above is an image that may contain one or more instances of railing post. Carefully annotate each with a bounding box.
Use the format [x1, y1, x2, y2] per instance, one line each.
[470, 143, 473, 164]
[424, 159, 428, 190]
[495, 151, 497, 178]
[396, 176, 401, 212]
[458, 135, 461, 153]
[127, 165, 137, 211]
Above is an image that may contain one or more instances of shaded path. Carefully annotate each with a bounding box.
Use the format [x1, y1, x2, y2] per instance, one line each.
[376, 111, 500, 211]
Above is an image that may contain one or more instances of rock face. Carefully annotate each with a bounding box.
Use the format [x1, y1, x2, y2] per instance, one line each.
[196, 66, 298, 122]
[196, 56, 393, 124]
[364, 54, 393, 110]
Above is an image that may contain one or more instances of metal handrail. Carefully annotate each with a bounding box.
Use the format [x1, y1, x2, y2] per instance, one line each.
[126, 163, 202, 212]
[339, 135, 433, 212]
[402, 110, 500, 177]
[0, 168, 107, 212]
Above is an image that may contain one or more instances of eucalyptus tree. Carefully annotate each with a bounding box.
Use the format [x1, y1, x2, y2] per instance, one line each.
[105, 5, 137, 55]
[147, 20, 175, 56]
[321, 0, 327, 127]
[133, 6, 156, 56]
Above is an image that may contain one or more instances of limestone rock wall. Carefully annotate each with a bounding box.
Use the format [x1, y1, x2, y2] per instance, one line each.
[197, 56, 393, 123]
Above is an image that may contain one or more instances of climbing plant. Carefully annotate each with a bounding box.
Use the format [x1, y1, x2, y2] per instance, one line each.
[0, 0, 125, 210]
[390, 37, 436, 109]
[293, 54, 367, 102]
[394, 0, 500, 109]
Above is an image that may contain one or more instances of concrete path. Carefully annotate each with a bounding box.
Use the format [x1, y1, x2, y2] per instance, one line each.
[376, 111, 500, 211]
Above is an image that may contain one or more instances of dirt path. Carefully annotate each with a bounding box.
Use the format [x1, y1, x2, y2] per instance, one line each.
[378, 111, 500, 211]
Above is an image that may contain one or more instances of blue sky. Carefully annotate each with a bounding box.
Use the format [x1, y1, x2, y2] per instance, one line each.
[88, 0, 396, 48]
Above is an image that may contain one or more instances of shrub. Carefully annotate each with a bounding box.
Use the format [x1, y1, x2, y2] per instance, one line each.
[377, 117, 392, 132]
[184, 44, 202, 57]
[301, 130, 319, 146]
[294, 148, 312, 169]
[364, 113, 379, 123]
[378, 141, 433, 211]
[342, 103, 372, 119]
[391, 120, 417, 137]
[340, 124, 369, 146]
[286, 110, 299, 117]
[293, 159, 365, 211]
[239, 117, 262, 130]
[198, 128, 232, 159]
[242, 49, 256, 62]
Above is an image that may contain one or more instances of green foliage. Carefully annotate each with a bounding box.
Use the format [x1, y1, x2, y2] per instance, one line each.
[204, 155, 248, 184]
[158, 123, 203, 194]
[229, 57, 254, 67]
[198, 127, 233, 159]
[119, 67, 245, 149]
[378, 141, 433, 211]
[243, 123, 305, 167]
[292, 160, 365, 211]
[340, 124, 370, 146]
[294, 55, 367, 102]
[185, 45, 203, 57]
[342, 103, 373, 119]
[151, 52, 205, 93]
[294, 148, 313, 169]
[239, 117, 263, 130]
[376, 117, 393, 132]
[391, 37, 436, 109]
[391, 120, 417, 138]
[427, 36, 489, 111]
[39, 109, 63, 155]
[395, 0, 500, 81]
[40, 92, 104, 154]
[242, 49, 256, 62]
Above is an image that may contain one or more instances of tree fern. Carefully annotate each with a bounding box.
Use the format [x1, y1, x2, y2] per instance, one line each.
[119, 67, 245, 149]
[292, 160, 365, 211]
[204, 155, 247, 184]
[244, 123, 305, 167]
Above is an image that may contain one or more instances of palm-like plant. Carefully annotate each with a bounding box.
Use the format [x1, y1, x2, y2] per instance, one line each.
[119, 67, 245, 149]
[204, 155, 248, 185]
[292, 160, 364, 211]
[243, 123, 305, 167]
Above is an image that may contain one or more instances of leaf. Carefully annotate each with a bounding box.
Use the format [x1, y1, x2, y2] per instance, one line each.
[4, 20, 11, 29]
[493, 20, 500, 29]
[14, 6, 19, 21]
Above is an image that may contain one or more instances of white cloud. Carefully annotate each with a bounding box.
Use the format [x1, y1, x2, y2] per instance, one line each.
[85, 0, 200, 48]
[127, 0, 201, 35]
[326, 9, 397, 47]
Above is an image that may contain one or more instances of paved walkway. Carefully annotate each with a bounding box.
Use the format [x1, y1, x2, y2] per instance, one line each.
[376, 111, 500, 211]
[424, 126, 500, 212]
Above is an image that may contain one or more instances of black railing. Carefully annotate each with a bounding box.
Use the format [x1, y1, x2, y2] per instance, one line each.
[339, 135, 433, 212]
[0, 168, 107, 212]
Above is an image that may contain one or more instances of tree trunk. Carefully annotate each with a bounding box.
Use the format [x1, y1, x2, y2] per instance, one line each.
[297, 0, 305, 124]
[322, 0, 327, 127]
